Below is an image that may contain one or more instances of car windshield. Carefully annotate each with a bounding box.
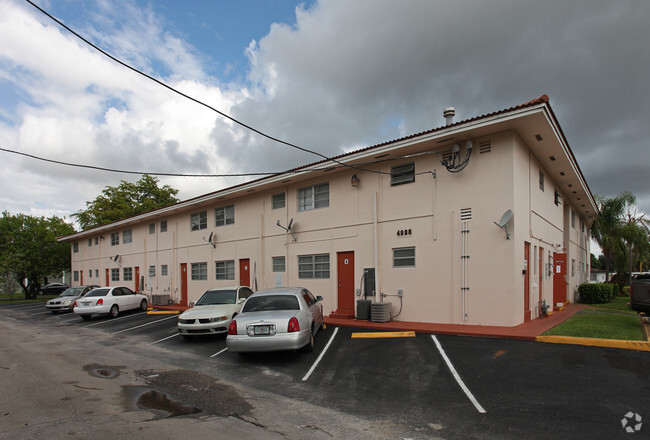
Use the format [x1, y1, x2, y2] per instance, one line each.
[85, 289, 108, 297]
[62, 287, 85, 296]
[242, 295, 299, 312]
[196, 290, 237, 305]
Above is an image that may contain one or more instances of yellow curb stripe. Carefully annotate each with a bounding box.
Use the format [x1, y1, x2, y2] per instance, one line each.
[351, 331, 416, 339]
[536, 335, 650, 352]
[147, 310, 180, 315]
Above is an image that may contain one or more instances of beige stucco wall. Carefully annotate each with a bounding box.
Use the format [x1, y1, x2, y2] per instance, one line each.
[69, 130, 590, 327]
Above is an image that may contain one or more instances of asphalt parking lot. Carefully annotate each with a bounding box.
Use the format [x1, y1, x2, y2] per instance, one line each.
[2, 301, 649, 439]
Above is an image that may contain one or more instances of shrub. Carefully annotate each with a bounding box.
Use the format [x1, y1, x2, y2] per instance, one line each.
[578, 283, 615, 304]
[622, 286, 631, 296]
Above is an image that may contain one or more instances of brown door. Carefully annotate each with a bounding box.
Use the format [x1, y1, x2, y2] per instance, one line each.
[538, 247, 544, 308]
[239, 259, 250, 287]
[553, 252, 567, 307]
[524, 243, 531, 322]
[105, 269, 110, 286]
[135, 267, 140, 292]
[180, 263, 188, 306]
[337, 251, 355, 315]
[80, 270, 83, 286]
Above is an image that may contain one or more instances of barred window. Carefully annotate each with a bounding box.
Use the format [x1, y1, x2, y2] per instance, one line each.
[215, 260, 235, 280]
[272, 193, 285, 209]
[393, 247, 416, 267]
[191, 211, 207, 231]
[272, 256, 286, 272]
[123, 267, 133, 281]
[298, 254, 330, 279]
[161, 265, 168, 276]
[160, 220, 168, 232]
[215, 206, 235, 226]
[191, 262, 207, 280]
[298, 183, 329, 212]
[123, 229, 132, 244]
[111, 268, 120, 281]
[111, 232, 119, 246]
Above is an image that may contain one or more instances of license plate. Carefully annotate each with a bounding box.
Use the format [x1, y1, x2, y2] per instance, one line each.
[82, 302, 91, 306]
[254, 325, 270, 335]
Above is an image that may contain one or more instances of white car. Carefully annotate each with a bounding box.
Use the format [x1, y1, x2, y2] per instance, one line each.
[178, 286, 255, 338]
[73, 286, 148, 320]
[226, 287, 324, 353]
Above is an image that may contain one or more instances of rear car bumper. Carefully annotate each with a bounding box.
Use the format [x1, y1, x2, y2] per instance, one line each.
[226, 330, 309, 353]
[73, 305, 111, 316]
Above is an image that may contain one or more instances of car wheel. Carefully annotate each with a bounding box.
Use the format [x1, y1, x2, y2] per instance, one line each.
[50, 311, 58, 314]
[139, 299, 148, 311]
[109, 305, 119, 318]
[302, 327, 314, 353]
[80, 315, 91, 321]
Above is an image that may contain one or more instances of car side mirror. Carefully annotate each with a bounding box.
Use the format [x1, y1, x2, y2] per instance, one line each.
[238, 298, 246, 304]
[316, 296, 323, 302]
[189, 301, 196, 307]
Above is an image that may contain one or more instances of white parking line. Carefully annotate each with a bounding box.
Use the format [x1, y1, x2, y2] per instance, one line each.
[112, 315, 178, 334]
[210, 348, 228, 358]
[151, 333, 180, 344]
[302, 327, 339, 382]
[83, 311, 148, 327]
[29, 311, 51, 316]
[431, 335, 486, 414]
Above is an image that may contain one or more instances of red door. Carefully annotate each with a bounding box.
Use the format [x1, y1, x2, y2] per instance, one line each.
[135, 267, 140, 292]
[80, 270, 83, 286]
[553, 252, 567, 308]
[337, 251, 355, 316]
[105, 269, 110, 287]
[239, 259, 250, 287]
[538, 247, 544, 305]
[524, 243, 531, 322]
[180, 263, 188, 306]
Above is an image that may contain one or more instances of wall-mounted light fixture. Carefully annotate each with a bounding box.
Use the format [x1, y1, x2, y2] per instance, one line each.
[351, 174, 360, 187]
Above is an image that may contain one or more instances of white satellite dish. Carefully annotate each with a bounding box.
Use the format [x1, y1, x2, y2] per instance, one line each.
[494, 209, 513, 239]
[203, 232, 216, 248]
[277, 218, 297, 242]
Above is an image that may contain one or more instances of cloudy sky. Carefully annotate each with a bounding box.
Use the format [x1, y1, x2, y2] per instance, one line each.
[1, 0, 649, 227]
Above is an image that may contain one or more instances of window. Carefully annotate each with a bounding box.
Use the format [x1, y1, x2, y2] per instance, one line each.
[571, 259, 576, 277]
[149, 223, 155, 234]
[393, 247, 416, 267]
[148, 266, 155, 277]
[88, 238, 92, 247]
[391, 162, 415, 186]
[160, 220, 167, 232]
[215, 260, 235, 280]
[554, 190, 561, 206]
[298, 183, 329, 212]
[73, 271, 79, 282]
[95, 269, 99, 278]
[215, 205, 235, 226]
[539, 171, 544, 191]
[111, 268, 119, 282]
[298, 254, 330, 279]
[191, 211, 207, 231]
[88, 270, 92, 278]
[571, 209, 576, 228]
[272, 256, 286, 272]
[95, 237, 99, 245]
[123, 267, 133, 281]
[72, 242, 79, 253]
[272, 193, 285, 209]
[191, 262, 208, 280]
[123, 229, 132, 244]
[111, 232, 119, 246]
[161, 265, 168, 276]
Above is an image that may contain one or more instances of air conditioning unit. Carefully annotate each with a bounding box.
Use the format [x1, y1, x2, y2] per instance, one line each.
[371, 302, 391, 323]
[152, 294, 170, 306]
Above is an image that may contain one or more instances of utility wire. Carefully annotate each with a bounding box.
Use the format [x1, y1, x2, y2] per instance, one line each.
[24, 0, 391, 176]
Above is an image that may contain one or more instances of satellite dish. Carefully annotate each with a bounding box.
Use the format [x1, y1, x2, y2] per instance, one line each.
[114, 255, 120, 262]
[203, 232, 216, 248]
[276, 219, 297, 242]
[494, 209, 513, 240]
[208, 232, 213, 243]
[497, 210, 512, 228]
[287, 218, 293, 231]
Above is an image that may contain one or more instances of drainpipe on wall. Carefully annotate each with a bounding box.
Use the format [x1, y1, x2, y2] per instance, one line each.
[373, 192, 380, 303]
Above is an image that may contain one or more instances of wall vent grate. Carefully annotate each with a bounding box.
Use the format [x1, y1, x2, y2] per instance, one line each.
[479, 141, 491, 154]
[460, 208, 472, 221]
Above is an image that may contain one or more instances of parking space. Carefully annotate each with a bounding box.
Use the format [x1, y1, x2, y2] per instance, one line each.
[1, 301, 648, 439]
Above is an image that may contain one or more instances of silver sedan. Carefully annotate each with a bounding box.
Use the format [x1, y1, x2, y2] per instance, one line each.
[46, 285, 99, 313]
[226, 287, 324, 353]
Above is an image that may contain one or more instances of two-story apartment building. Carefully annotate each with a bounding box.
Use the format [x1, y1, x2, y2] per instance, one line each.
[59, 95, 597, 327]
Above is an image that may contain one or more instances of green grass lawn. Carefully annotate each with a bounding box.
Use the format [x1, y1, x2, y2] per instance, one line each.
[0, 292, 57, 303]
[543, 297, 646, 341]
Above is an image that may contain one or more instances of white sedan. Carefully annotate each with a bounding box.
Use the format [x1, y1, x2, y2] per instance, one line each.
[73, 286, 148, 320]
[177, 286, 255, 338]
[226, 287, 324, 353]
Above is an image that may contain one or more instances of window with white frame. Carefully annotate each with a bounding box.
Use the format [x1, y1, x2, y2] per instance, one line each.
[73, 271, 79, 282]
[298, 183, 329, 212]
[272, 256, 286, 272]
[95, 269, 99, 278]
[298, 254, 330, 279]
[149, 223, 155, 234]
[272, 193, 285, 209]
[73, 242, 79, 253]
[191, 262, 207, 280]
[161, 265, 168, 276]
[393, 247, 416, 267]
[191, 211, 207, 231]
[123, 229, 132, 244]
[215, 206, 235, 226]
[215, 260, 235, 280]
[123, 267, 133, 281]
[160, 220, 167, 232]
[88, 270, 92, 278]
[111, 232, 119, 246]
[111, 268, 119, 282]
[391, 162, 415, 186]
[148, 266, 155, 277]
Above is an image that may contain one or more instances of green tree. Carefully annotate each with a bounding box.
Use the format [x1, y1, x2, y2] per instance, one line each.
[0, 212, 75, 298]
[72, 175, 179, 230]
[590, 253, 602, 270]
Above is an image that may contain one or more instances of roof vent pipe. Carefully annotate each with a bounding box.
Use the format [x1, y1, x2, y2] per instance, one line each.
[443, 107, 455, 125]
